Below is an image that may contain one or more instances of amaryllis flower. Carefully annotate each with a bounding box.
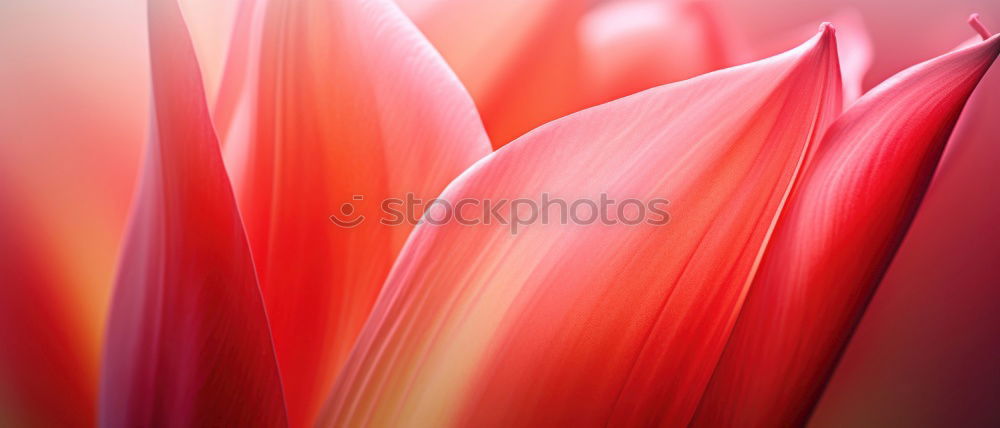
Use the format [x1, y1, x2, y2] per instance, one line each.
[1, 0, 999, 427]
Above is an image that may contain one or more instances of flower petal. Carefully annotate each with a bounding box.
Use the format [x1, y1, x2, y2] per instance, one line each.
[691, 29, 1000, 428]
[322, 27, 842, 427]
[99, 0, 287, 426]
[217, 0, 491, 425]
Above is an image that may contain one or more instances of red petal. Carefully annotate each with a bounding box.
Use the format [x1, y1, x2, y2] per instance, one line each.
[691, 32, 1000, 428]
[99, 0, 287, 426]
[322, 27, 842, 427]
[217, 0, 491, 425]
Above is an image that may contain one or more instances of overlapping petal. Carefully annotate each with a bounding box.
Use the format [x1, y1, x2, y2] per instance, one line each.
[322, 26, 842, 427]
[99, 0, 287, 426]
[215, 0, 491, 425]
[691, 26, 1000, 428]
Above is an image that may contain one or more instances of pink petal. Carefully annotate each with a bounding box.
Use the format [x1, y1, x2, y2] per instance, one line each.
[691, 29, 1000, 428]
[217, 0, 490, 425]
[99, 0, 287, 426]
[322, 27, 842, 427]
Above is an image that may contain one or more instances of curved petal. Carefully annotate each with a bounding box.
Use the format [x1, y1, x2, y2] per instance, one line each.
[218, 0, 491, 425]
[99, 0, 287, 426]
[322, 27, 842, 427]
[691, 28, 1000, 428]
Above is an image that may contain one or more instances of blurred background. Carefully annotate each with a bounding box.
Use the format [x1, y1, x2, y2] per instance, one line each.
[1, 0, 997, 425]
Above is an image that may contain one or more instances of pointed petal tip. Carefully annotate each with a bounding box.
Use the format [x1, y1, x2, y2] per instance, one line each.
[810, 22, 836, 51]
[799, 21, 837, 60]
[819, 22, 835, 35]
